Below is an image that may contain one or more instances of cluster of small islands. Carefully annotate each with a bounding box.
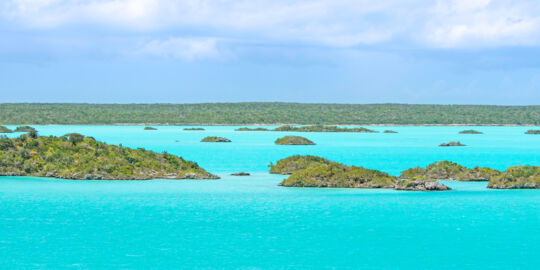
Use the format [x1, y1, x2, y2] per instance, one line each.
[0, 125, 538, 190]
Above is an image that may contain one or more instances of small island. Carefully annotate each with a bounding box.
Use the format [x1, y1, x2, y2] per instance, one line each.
[487, 165, 539, 189]
[274, 125, 377, 133]
[14, 126, 37, 132]
[400, 161, 500, 181]
[231, 172, 250, 176]
[525, 130, 540, 134]
[269, 155, 331, 174]
[0, 126, 12, 133]
[439, 141, 466, 147]
[459, 130, 483, 134]
[184, 128, 205, 131]
[235, 127, 269, 131]
[201, 136, 231, 142]
[280, 162, 398, 188]
[275, 136, 315, 145]
[0, 133, 218, 180]
[144, 126, 157, 130]
[383, 130, 397, 133]
[272, 156, 539, 190]
[271, 155, 450, 191]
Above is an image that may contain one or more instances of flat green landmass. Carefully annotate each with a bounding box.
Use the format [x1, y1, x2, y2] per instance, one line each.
[459, 129, 483, 134]
[439, 141, 466, 146]
[0, 126, 12, 133]
[0, 134, 218, 180]
[144, 126, 157, 130]
[400, 161, 501, 181]
[525, 130, 540, 134]
[275, 136, 315, 145]
[272, 155, 450, 191]
[487, 165, 539, 189]
[274, 125, 377, 132]
[235, 125, 376, 132]
[14, 126, 37, 132]
[383, 130, 397, 133]
[201, 136, 231, 142]
[184, 128, 205, 131]
[235, 127, 270, 131]
[2, 103, 538, 125]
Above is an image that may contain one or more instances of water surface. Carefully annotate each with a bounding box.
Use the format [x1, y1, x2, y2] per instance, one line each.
[1, 126, 539, 269]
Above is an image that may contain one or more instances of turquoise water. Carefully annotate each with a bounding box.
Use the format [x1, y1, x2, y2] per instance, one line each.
[1, 126, 539, 269]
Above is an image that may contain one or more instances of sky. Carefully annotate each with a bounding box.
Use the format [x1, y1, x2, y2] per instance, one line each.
[1, 0, 539, 105]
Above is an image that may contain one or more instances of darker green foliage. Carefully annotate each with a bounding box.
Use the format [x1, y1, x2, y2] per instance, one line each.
[459, 130, 483, 134]
[269, 155, 331, 174]
[488, 166, 539, 189]
[235, 127, 269, 131]
[64, 133, 85, 145]
[0, 103, 538, 125]
[0, 134, 217, 180]
[439, 141, 466, 146]
[0, 126, 12, 133]
[274, 125, 377, 132]
[275, 136, 315, 145]
[400, 161, 500, 181]
[14, 126, 37, 132]
[201, 136, 231, 142]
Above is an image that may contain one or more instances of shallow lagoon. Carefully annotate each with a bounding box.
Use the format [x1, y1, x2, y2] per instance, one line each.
[1, 126, 539, 269]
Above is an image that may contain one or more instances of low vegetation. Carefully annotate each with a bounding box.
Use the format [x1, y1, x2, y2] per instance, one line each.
[271, 155, 450, 191]
[14, 126, 37, 132]
[280, 162, 398, 188]
[269, 155, 331, 174]
[275, 136, 315, 145]
[201, 136, 231, 142]
[487, 166, 539, 189]
[235, 127, 270, 131]
[0, 103, 538, 125]
[272, 156, 538, 190]
[0, 126, 12, 133]
[184, 128, 205, 131]
[459, 130, 483, 134]
[0, 134, 218, 180]
[231, 172, 250, 176]
[400, 161, 500, 181]
[439, 141, 466, 146]
[274, 125, 377, 132]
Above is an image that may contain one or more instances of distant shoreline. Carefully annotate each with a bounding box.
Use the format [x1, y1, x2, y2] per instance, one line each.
[5, 123, 539, 126]
[1, 103, 538, 126]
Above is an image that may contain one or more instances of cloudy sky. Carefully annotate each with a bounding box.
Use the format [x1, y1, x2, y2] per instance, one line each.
[1, 0, 539, 104]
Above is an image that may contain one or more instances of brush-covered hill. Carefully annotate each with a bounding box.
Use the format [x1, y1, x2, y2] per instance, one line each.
[0, 133, 218, 180]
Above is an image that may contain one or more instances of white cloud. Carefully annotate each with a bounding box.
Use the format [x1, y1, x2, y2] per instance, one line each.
[2, 0, 540, 50]
[424, 0, 540, 48]
[136, 37, 220, 61]
[1, 0, 420, 46]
